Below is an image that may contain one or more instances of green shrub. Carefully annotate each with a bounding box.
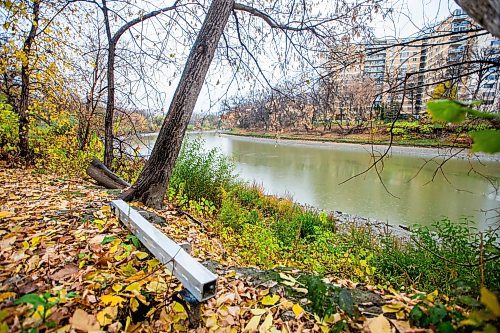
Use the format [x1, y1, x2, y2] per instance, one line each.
[169, 137, 235, 207]
[0, 97, 18, 155]
[373, 218, 500, 295]
[234, 221, 282, 267]
[233, 183, 263, 208]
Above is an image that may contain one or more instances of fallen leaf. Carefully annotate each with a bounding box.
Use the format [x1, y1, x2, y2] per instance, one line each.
[251, 309, 267, 316]
[70, 309, 100, 332]
[135, 251, 149, 260]
[97, 306, 118, 326]
[292, 304, 304, 317]
[261, 294, 280, 306]
[259, 312, 273, 332]
[100, 294, 126, 307]
[367, 314, 391, 333]
[50, 264, 78, 281]
[244, 315, 262, 332]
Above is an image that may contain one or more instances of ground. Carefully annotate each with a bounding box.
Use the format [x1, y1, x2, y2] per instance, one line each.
[0, 164, 448, 332]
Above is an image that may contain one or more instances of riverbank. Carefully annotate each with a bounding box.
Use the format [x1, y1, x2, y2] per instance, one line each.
[221, 130, 500, 162]
[3, 166, 497, 332]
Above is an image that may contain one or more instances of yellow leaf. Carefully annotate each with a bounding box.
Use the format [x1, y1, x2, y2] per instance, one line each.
[172, 302, 185, 313]
[292, 304, 304, 317]
[130, 298, 139, 312]
[382, 304, 404, 313]
[367, 314, 391, 333]
[0, 292, 16, 302]
[480, 287, 500, 317]
[261, 294, 280, 306]
[97, 306, 117, 326]
[22, 241, 29, 249]
[100, 294, 126, 307]
[426, 290, 438, 302]
[146, 281, 168, 293]
[112, 284, 122, 292]
[30, 236, 41, 247]
[251, 309, 267, 315]
[135, 251, 149, 260]
[396, 310, 405, 320]
[259, 312, 273, 333]
[244, 315, 262, 332]
[125, 282, 141, 292]
[0, 212, 13, 218]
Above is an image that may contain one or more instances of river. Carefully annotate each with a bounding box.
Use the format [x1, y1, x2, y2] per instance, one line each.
[132, 132, 500, 229]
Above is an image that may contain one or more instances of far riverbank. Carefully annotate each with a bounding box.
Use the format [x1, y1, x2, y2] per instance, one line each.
[220, 130, 500, 162]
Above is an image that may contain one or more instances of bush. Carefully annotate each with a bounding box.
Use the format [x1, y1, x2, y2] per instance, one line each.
[373, 218, 500, 295]
[0, 98, 18, 156]
[30, 120, 102, 176]
[169, 137, 235, 207]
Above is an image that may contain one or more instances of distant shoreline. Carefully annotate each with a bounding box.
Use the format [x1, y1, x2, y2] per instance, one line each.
[134, 130, 500, 162]
[219, 131, 500, 162]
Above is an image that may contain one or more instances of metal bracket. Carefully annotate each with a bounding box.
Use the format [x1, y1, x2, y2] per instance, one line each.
[110, 199, 217, 302]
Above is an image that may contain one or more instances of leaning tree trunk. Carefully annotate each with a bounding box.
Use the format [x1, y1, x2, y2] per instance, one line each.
[121, 0, 234, 208]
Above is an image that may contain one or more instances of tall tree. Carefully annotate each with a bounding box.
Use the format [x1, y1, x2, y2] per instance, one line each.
[122, 0, 382, 207]
[122, 0, 234, 207]
[99, 0, 179, 167]
[17, 0, 40, 158]
[1, 0, 73, 158]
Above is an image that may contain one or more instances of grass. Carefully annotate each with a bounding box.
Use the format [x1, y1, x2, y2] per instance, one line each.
[168, 138, 499, 298]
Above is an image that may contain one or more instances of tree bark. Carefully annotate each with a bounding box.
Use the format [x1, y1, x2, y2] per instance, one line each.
[121, 0, 234, 208]
[86, 158, 130, 189]
[18, 0, 40, 158]
[455, 0, 500, 38]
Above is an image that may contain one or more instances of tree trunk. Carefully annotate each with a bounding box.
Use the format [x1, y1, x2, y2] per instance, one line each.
[455, 0, 500, 38]
[100, 1, 179, 168]
[86, 158, 131, 189]
[103, 41, 116, 167]
[121, 0, 234, 208]
[18, 0, 40, 158]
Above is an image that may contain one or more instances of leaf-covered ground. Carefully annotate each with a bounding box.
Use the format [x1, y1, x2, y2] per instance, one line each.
[0, 165, 463, 332]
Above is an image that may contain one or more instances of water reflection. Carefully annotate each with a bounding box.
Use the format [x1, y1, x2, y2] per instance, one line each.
[134, 132, 500, 228]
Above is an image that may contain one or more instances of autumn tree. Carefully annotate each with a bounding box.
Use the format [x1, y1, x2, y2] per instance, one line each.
[122, 0, 384, 207]
[0, 0, 75, 158]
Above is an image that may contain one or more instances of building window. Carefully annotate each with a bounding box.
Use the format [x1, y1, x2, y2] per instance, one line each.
[482, 83, 494, 89]
[491, 40, 500, 47]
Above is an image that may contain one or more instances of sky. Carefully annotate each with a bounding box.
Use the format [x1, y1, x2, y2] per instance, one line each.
[189, 0, 463, 115]
[129, 0, 464, 117]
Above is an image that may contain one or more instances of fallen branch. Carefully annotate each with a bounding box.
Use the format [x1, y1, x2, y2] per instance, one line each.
[86, 158, 130, 189]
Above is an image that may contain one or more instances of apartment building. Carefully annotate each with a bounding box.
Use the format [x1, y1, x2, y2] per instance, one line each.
[335, 8, 499, 119]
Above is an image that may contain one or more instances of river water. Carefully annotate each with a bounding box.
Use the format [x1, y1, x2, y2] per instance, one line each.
[133, 132, 500, 229]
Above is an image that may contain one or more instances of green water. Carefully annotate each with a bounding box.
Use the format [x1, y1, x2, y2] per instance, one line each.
[135, 132, 500, 228]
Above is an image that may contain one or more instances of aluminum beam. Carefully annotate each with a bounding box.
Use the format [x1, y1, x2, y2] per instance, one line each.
[110, 199, 217, 302]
